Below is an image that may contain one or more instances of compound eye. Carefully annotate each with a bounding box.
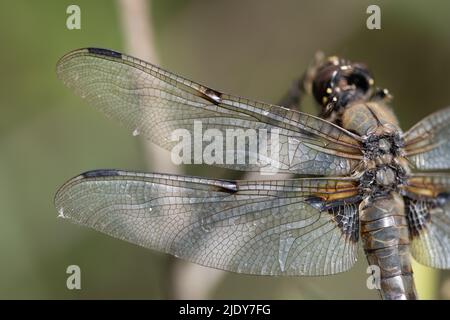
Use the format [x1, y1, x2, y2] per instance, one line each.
[347, 66, 373, 94]
[311, 59, 374, 109]
[312, 63, 337, 106]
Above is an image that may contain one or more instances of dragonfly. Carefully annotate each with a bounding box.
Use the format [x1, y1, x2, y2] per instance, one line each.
[54, 48, 450, 300]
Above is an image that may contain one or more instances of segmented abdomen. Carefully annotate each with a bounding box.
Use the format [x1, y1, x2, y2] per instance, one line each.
[360, 193, 418, 300]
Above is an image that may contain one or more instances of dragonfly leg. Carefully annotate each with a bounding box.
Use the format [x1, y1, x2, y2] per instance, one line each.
[278, 51, 325, 111]
[278, 77, 306, 110]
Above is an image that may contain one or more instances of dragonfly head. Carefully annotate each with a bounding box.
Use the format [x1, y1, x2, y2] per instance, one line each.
[312, 56, 374, 118]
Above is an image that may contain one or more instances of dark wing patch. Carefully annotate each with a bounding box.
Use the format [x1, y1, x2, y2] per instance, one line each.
[87, 48, 122, 58]
[326, 201, 360, 243]
[81, 169, 121, 178]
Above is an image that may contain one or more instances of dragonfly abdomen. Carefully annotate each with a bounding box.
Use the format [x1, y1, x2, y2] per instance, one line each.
[360, 192, 418, 300]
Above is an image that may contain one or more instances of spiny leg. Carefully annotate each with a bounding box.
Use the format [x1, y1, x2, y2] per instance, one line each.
[278, 52, 325, 111]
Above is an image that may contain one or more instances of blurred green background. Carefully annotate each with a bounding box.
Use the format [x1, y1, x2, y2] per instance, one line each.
[1, 0, 450, 299]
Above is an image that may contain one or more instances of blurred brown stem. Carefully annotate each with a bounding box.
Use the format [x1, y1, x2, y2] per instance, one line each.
[116, 0, 225, 299]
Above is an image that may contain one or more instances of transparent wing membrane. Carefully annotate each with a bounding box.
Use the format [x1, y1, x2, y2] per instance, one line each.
[404, 174, 450, 268]
[55, 170, 360, 276]
[404, 106, 450, 170]
[57, 48, 363, 176]
[54, 47, 450, 280]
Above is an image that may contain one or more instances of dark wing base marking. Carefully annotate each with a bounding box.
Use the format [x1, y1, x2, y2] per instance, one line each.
[403, 174, 450, 269]
[404, 195, 450, 269]
[305, 196, 361, 243]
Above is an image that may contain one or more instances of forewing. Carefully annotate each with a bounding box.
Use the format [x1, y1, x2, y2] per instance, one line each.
[55, 170, 360, 276]
[56, 48, 363, 176]
[404, 106, 450, 170]
[404, 174, 450, 268]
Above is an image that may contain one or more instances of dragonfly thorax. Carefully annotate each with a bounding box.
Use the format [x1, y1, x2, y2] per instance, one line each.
[362, 132, 404, 161]
[360, 163, 408, 199]
[358, 129, 409, 199]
